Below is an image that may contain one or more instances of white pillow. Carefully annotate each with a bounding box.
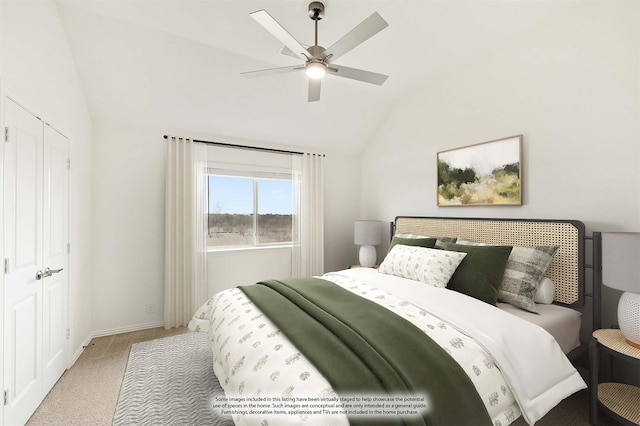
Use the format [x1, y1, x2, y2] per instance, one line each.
[378, 244, 467, 288]
[534, 278, 555, 304]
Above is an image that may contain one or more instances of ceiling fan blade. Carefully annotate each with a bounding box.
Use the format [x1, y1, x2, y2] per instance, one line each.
[241, 66, 301, 78]
[323, 12, 388, 62]
[329, 65, 388, 85]
[280, 44, 310, 59]
[308, 79, 321, 102]
[250, 10, 309, 61]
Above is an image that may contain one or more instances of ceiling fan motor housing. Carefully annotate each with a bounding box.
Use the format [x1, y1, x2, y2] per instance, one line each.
[307, 45, 326, 60]
[308, 2, 325, 20]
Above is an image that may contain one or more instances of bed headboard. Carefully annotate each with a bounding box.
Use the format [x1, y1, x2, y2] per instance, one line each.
[394, 216, 586, 308]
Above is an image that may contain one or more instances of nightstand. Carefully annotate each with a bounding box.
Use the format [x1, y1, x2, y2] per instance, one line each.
[590, 329, 640, 425]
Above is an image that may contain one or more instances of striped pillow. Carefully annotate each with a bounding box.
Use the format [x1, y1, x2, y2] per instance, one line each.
[456, 239, 558, 313]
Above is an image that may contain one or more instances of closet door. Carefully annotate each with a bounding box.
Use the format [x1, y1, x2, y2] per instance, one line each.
[3, 98, 69, 425]
[41, 124, 68, 393]
[3, 98, 44, 426]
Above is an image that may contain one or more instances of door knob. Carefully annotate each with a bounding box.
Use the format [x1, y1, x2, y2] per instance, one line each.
[36, 270, 43, 280]
[43, 267, 64, 278]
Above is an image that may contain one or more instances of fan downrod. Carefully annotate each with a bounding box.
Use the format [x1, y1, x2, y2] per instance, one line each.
[308, 2, 324, 20]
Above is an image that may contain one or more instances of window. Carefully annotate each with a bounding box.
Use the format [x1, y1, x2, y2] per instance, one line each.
[207, 174, 294, 248]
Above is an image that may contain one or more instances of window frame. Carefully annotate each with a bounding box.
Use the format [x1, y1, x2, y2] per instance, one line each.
[206, 166, 295, 252]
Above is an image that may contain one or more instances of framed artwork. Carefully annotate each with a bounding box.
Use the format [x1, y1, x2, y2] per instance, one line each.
[437, 135, 522, 206]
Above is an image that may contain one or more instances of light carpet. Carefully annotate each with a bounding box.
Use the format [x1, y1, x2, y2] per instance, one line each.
[113, 332, 233, 426]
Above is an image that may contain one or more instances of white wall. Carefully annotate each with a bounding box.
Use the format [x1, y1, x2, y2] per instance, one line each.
[208, 248, 291, 296]
[0, 1, 93, 361]
[91, 120, 165, 334]
[324, 153, 364, 271]
[360, 2, 639, 331]
[91, 119, 360, 333]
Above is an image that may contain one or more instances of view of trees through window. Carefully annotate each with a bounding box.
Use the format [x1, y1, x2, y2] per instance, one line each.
[208, 175, 293, 247]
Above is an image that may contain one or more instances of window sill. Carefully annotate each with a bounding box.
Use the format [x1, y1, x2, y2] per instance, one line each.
[207, 245, 293, 256]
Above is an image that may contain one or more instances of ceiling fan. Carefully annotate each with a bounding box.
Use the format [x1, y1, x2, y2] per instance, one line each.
[242, 2, 389, 102]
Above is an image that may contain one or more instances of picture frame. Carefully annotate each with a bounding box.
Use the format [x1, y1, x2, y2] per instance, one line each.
[437, 135, 522, 206]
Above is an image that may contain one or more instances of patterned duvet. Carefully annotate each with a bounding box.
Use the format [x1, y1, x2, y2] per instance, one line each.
[190, 268, 585, 425]
[194, 272, 530, 425]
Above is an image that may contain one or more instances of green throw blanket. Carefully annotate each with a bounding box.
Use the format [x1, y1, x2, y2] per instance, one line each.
[240, 277, 492, 426]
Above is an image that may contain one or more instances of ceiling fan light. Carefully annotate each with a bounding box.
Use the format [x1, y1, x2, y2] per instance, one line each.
[305, 62, 326, 79]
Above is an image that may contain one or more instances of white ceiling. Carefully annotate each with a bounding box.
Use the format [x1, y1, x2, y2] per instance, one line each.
[56, 0, 569, 154]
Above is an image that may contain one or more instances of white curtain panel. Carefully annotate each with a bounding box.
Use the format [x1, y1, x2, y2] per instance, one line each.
[291, 155, 302, 277]
[164, 137, 208, 329]
[193, 143, 209, 309]
[292, 153, 324, 276]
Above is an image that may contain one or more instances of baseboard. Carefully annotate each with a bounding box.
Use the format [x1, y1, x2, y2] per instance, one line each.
[91, 320, 165, 338]
[69, 333, 93, 367]
[66, 321, 165, 369]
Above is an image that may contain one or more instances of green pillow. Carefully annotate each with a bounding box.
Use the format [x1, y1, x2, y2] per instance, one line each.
[442, 243, 513, 305]
[388, 236, 437, 253]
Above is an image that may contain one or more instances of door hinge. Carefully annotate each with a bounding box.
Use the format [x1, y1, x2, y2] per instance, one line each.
[4, 258, 8, 274]
[67, 159, 71, 170]
[4, 389, 8, 406]
[66, 328, 71, 339]
[67, 243, 71, 254]
[4, 127, 9, 143]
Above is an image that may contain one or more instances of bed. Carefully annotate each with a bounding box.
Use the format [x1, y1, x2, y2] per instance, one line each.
[391, 216, 588, 359]
[191, 217, 594, 426]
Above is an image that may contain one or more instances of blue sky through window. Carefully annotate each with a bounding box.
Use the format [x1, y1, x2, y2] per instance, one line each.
[258, 180, 293, 214]
[208, 176, 292, 214]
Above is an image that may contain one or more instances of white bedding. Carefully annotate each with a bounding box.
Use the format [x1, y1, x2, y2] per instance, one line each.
[196, 268, 586, 425]
[498, 302, 582, 354]
[339, 269, 587, 424]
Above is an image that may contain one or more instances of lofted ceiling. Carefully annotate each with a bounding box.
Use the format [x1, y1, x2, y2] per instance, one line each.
[56, 0, 569, 154]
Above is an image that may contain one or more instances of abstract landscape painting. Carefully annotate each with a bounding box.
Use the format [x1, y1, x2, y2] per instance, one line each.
[437, 135, 522, 206]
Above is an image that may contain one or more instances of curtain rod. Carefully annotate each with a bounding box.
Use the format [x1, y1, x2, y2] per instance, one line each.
[163, 135, 324, 157]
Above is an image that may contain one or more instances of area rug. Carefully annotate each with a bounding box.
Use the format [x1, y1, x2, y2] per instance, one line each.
[113, 332, 233, 425]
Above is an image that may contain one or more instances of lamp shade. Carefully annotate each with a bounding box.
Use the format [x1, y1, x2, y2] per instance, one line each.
[354, 220, 383, 246]
[602, 232, 640, 293]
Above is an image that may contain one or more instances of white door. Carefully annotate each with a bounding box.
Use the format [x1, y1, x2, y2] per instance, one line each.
[41, 124, 68, 393]
[3, 98, 44, 426]
[3, 98, 69, 425]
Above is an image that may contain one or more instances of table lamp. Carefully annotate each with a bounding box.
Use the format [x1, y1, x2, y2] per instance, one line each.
[354, 220, 383, 267]
[602, 232, 640, 348]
